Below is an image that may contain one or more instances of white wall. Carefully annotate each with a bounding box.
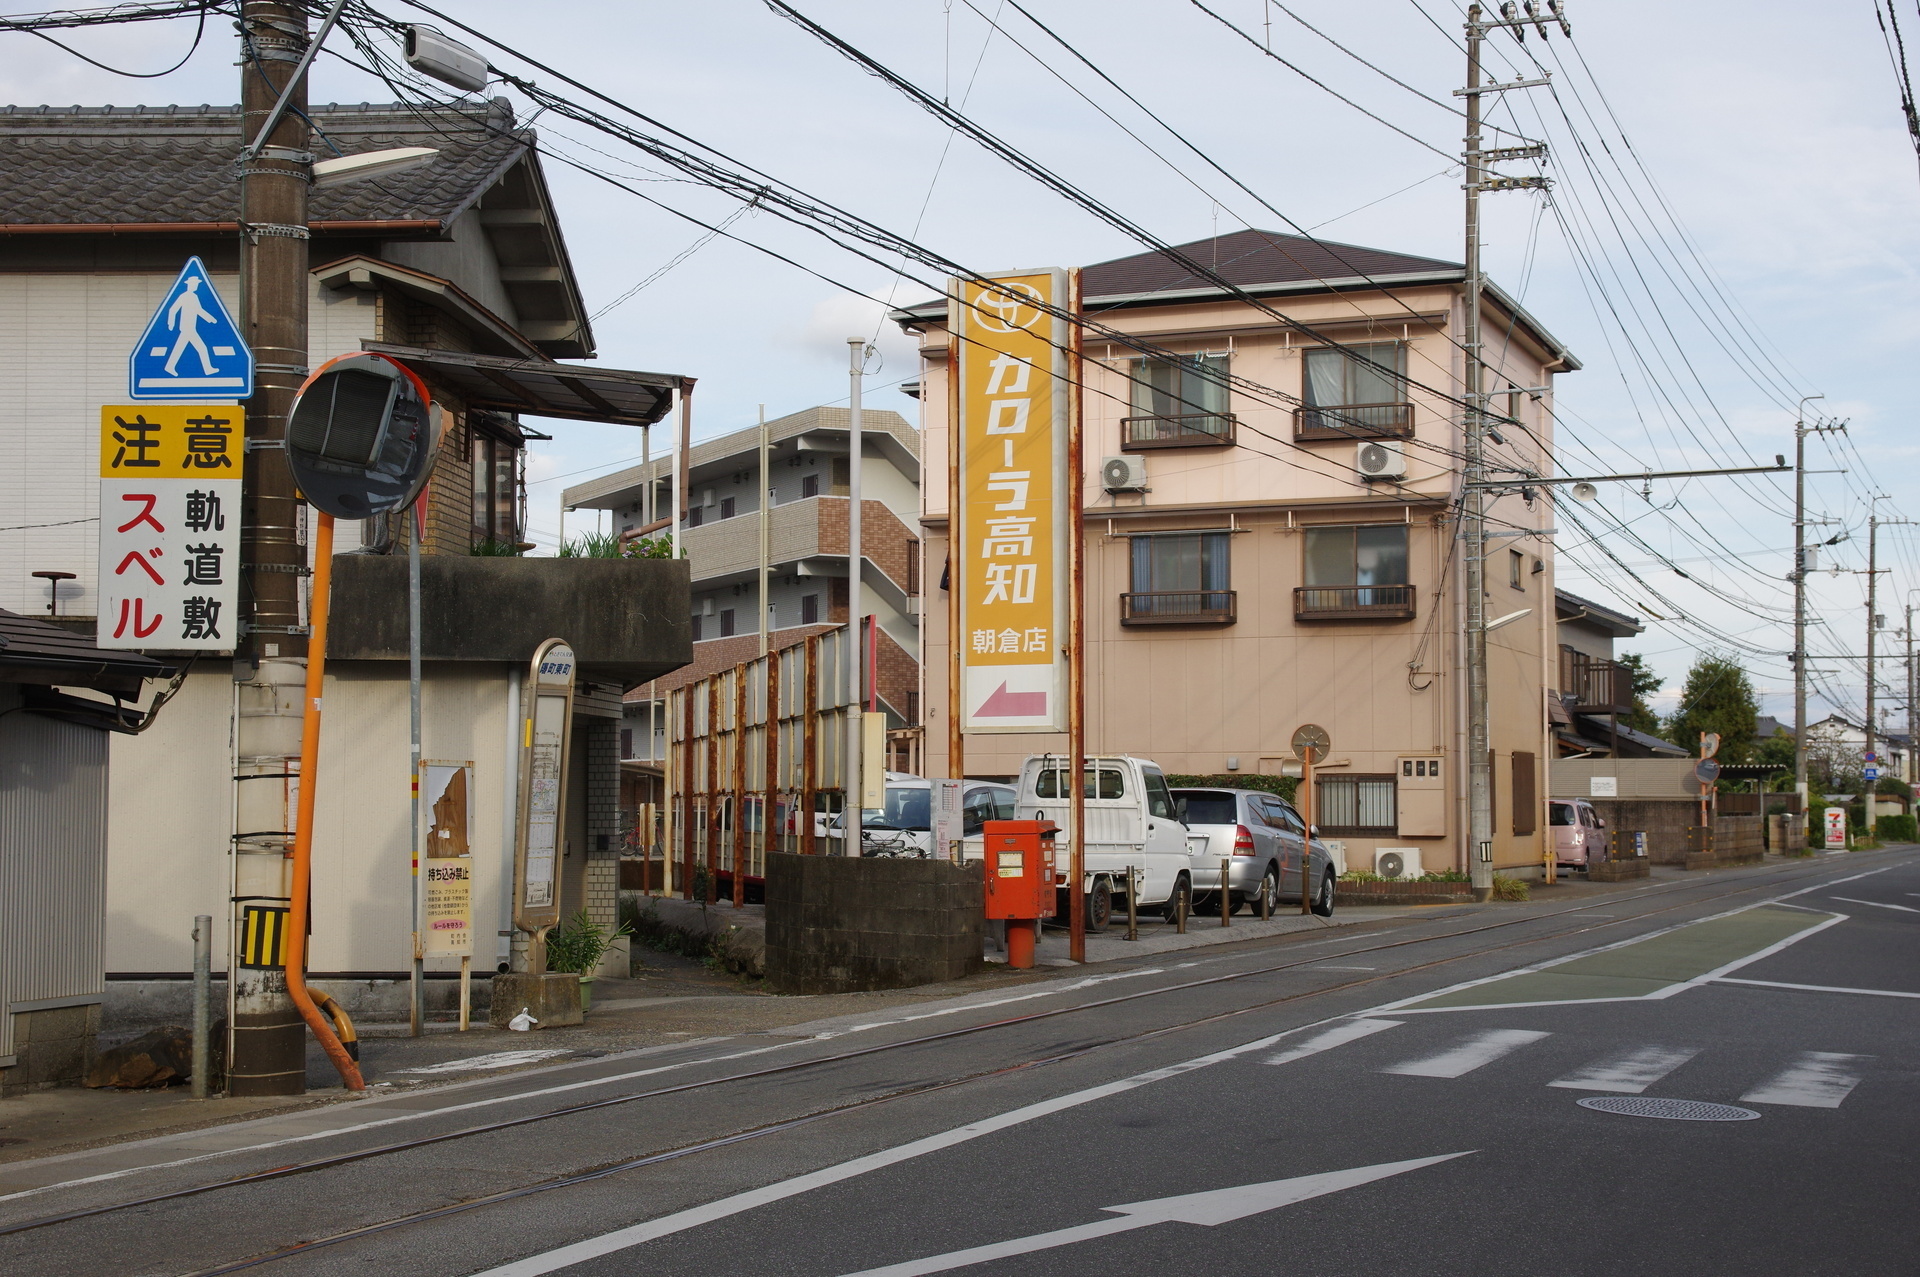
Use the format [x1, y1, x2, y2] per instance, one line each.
[106, 662, 516, 974]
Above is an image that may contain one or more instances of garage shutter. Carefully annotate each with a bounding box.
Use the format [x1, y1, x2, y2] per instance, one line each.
[1512, 751, 1537, 835]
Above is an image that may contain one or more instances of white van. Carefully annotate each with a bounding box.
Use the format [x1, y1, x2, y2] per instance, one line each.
[980, 755, 1194, 925]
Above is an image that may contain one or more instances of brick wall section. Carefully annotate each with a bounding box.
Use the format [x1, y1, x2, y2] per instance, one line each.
[814, 498, 918, 599]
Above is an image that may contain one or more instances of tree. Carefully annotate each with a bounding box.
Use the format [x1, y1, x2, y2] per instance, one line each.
[1614, 653, 1665, 735]
[1752, 726, 1797, 791]
[1664, 652, 1759, 762]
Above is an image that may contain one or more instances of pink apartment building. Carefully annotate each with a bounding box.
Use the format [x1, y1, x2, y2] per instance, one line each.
[895, 230, 1580, 878]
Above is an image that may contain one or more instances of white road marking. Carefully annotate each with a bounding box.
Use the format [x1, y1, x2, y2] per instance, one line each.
[390, 1051, 572, 1075]
[1548, 1046, 1699, 1094]
[801, 967, 1168, 1039]
[1830, 896, 1920, 914]
[833, 1153, 1474, 1277]
[464, 1019, 1367, 1277]
[1312, 964, 1378, 971]
[1382, 1029, 1551, 1078]
[1569, 912, 1616, 917]
[1263, 1019, 1402, 1066]
[1741, 1052, 1870, 1108]
[1715, 978, 1920, 999]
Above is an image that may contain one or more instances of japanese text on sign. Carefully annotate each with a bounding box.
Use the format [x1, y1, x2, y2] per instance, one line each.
[96, 406, 242, 652]
[953, 271, 1070, 732]
[424, 856, 474, 956]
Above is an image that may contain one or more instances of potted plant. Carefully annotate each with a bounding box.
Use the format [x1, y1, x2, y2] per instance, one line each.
[544, 909, 632, 1011]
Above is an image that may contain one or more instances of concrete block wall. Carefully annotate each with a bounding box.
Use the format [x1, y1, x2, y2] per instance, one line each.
[764, 853, 983, 994]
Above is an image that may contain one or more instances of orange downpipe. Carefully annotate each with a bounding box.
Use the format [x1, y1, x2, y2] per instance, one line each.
[286, 512, 365, 1092]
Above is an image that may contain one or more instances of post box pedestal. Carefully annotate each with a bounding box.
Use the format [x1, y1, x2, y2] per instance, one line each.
[983, 820, 1058, 971]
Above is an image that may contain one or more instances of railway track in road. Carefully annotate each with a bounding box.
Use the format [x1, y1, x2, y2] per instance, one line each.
[3, 853, 1901, 1274]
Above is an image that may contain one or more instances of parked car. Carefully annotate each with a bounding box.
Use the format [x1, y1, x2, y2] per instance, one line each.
[999, 754, 1193, 926]
[1550, 798, 1608, 867]
[826, 776, 1017, 857]
[1173, 787, 1336, 917]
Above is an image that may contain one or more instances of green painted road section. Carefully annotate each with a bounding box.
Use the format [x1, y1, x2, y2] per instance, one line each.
[1403, 905, 1835, 1009]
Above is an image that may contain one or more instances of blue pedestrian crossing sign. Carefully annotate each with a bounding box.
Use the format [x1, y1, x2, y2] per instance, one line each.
[128, 257, 253, 401]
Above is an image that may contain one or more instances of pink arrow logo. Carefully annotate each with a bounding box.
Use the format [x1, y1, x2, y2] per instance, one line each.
[977, 682, 1047, 717]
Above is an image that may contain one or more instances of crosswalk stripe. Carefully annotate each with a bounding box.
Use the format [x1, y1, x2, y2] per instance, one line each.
[1381, 1029, 1551, 1078]
[1263, 1019, 1403, 1066]
[1740, 1051, 1870, 1108]
[1548, 1045, 1699, 1094]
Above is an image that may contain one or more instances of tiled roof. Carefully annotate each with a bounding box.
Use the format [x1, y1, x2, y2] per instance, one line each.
[1081, 229, 1458, 300]
[0, 608, 172, 694]
[0, 101, 526, 227]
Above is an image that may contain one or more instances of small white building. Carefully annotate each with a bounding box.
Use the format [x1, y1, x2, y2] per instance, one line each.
[0, 102, 691, 1028]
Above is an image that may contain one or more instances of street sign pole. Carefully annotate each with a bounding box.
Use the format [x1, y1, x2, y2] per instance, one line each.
[1292, 725, 1330, 915]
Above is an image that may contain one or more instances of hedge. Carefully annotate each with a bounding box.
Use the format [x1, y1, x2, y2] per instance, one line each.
[1165, 773, 1300, 802]
[1874, 814, 1917, 844]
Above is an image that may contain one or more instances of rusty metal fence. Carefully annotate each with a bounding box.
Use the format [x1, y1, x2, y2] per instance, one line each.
[667, 625, 853, 903]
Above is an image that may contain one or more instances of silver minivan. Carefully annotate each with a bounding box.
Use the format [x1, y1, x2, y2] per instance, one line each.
[1173, 787, 1336, 916]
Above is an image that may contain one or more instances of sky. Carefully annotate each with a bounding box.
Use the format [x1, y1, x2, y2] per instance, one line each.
[7, 0, 1918, 727]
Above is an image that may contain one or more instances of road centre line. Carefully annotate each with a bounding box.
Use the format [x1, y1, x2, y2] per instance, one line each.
[1829, 896, 1920, 913]
[1715, 978, 1920, 999]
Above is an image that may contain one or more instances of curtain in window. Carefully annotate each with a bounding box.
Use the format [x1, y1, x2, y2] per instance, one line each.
[1302, 343, 1405, 406]
[1316, 776, 1396, 830]
[1130, 533, 1229, 616]
[1132, 355, 1229, 434]
[1304, 526, 1408, 603]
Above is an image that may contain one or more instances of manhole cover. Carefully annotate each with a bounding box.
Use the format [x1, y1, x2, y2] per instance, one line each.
[1577, 1096, 1760, 1122]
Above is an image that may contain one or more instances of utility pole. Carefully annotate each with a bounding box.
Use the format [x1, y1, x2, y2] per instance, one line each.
[1907, 598, 1916, 787]
[1791, 398, 1844, 821]
[229, 0, 315, 1097]
[1865, 505, 1910, 804]
[1459, 3, 1555, 900]
[847, 339, 866, 856]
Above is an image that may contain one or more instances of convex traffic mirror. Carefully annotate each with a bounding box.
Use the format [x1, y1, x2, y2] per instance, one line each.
[286, 352, 439, 518]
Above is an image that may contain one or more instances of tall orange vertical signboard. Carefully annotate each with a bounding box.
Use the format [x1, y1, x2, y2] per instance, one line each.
[953, 271, 1070, 732]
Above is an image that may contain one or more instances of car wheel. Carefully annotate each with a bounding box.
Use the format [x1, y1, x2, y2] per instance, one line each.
[1254, 866, 1279, 916]
[1312, 869, 1335, 917]
[1087, 879, 1113, 931]
[1160, 874, 1190, 922]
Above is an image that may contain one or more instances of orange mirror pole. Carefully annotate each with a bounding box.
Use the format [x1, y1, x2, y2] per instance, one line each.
[285, 511, 365, 1092]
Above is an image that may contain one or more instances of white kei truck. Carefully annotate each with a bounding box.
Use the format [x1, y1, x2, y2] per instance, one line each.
[962, 754, 1197, 928]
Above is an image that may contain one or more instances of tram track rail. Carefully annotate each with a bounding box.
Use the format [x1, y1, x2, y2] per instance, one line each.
[2, 853, 1896, 1269]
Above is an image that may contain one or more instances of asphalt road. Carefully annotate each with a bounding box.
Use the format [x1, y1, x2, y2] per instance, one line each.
[6, 850, 1915, 1276]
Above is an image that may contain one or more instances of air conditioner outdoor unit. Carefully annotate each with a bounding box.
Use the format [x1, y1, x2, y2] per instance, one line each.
[1373, 847, 1424, 880]
[1101, 455, 1148, 493]
[1356, 439, 1408, 481]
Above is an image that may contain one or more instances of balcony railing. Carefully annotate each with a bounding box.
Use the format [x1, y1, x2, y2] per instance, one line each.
[1293, 402, 1414, 442]
[1293, 584, 1417, 621]
[1561, 649, 1630, 713]
[1120, 590, 1237, 626]
[1121, 413, 1237, 450]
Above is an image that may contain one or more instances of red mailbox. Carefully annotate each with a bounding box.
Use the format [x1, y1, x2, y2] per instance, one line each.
[983, 819, 1057, 969]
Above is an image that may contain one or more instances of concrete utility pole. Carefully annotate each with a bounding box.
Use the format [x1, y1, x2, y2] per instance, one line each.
[1462, 6, 1491, 900]
[229, 0, 315, 1097]
[846, 340, 866, 855]
[1459, 4, 1557, 900]
[1865, 505, 1910, 801]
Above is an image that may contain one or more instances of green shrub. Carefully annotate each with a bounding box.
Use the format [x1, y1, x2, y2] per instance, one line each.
[1337, 869, 1468, 884]
[1492, 875, 1530, 902]
[621, 534, 681, 559]
[543, 908, 632, 975]
[1165, 773, 1300, 803]
[471, 538, 524, 556]
[559, 530, 623, 558]
[1875, 815, 1916, 843]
